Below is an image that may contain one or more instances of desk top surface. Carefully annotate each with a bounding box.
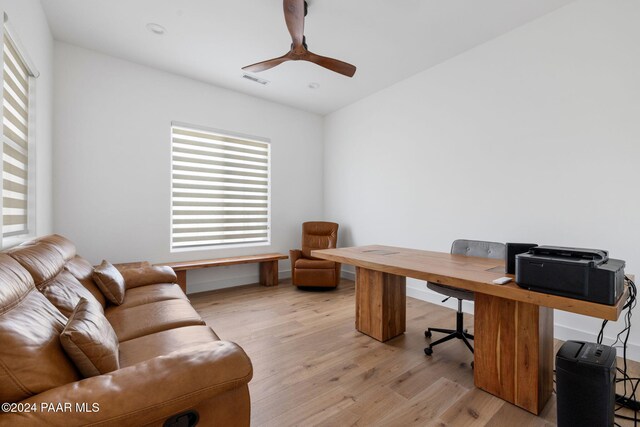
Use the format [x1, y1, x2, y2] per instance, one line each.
[312, 245, 626, 321]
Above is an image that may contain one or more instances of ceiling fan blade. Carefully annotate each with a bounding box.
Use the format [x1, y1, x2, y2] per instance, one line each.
[242, 53, 292, 73]
[305, 51, 357, 77]
[283, 0, 305, 47]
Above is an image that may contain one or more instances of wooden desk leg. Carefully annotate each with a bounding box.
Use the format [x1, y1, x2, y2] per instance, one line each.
[355, 267, 406, 342]
[259, 260, 278, 286]
[175, 270, 187, 294]
[474, 293, 554, 415]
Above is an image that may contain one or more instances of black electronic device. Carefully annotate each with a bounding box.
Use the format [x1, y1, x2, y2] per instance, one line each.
[516, 246, 625, 305]
[505, 243, 538, 274]
[556, 340, 616, 427]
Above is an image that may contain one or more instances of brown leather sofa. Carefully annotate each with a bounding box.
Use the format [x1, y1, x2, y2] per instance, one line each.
[0, 234, 252, 426]
[290, 221, 341, 288]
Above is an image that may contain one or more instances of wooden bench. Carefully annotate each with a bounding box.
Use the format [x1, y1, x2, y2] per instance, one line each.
[158, 253, 289, 293]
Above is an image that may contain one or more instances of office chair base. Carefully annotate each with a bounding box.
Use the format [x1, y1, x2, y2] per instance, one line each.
[424, 329, 474, 353]
[424, 301, 474, 356]
[424, 328, 470, 339]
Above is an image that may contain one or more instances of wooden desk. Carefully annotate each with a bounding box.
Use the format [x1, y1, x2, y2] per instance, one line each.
[312, 245, 627, 415]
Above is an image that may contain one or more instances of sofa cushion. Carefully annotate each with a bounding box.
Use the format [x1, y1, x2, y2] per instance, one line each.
[6, 239, 66, 287]
[38, 270, 104, 317]
[106, 299, 205, 342]
[119, 325, 220, 367]
[31, 234, 77, 261]
[120, 283, 187, 309]
[64, 255, 107, 308]
[0, 253, 81, 402]
[93, 260, 126, 305]
[60, 298, 119, 378]
[294, 258, 336, 269]
[0, 253, 33, 307]
[120, 265, 177, 289]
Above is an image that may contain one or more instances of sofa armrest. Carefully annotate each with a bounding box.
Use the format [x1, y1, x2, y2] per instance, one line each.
[118, 265, 178, 289]
[113, 261, 150, 271]
[0, 341, 252, 426]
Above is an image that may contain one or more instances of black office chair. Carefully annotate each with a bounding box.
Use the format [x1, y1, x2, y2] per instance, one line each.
[424, 239, 505, 358]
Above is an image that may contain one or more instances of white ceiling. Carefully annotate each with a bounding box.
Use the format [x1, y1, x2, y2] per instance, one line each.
[41, 0, 575, 115]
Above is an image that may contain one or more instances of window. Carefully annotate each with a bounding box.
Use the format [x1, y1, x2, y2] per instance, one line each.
[170, 123, 271, 251]
[1, 18, 37, 241]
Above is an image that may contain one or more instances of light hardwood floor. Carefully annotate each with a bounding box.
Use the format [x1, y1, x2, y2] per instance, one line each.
[190, 279, 639, 426]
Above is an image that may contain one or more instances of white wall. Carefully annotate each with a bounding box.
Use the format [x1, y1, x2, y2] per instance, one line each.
[53, 42, 324, 293]
[0, 0, 54, 239]
[324, 0, 640, 358]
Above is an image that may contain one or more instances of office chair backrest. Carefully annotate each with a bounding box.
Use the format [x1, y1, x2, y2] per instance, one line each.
[451, 239, 505, 260]
[301, 222, 339, 258]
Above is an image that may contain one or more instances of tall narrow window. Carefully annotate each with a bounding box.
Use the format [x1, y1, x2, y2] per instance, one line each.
[171, 123, 271, 251]
[2, 21, 36, 240]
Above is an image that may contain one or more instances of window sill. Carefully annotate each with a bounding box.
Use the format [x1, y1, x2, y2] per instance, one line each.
[2, 234, 35, 250]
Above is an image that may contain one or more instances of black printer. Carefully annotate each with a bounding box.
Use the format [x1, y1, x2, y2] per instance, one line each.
[516, 246, 625, 305]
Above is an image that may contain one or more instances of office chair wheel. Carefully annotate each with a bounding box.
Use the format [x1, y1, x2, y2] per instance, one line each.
[424, 330, 432, 338]
[424, 347, 433, 356]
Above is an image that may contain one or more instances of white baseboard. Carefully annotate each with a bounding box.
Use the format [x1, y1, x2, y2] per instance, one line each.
[187, 270, 292, 294]
[342, 270, 355, 281]
[406, 284, 476, 314]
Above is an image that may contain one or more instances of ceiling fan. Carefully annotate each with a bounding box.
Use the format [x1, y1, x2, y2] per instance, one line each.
[243, 0, 356, 78]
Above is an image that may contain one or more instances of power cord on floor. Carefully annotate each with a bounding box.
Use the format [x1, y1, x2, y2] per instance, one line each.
[597, 276, 637, 426]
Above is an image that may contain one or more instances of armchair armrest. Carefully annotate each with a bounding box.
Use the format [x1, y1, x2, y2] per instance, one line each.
[290, 250, 302, 285]
[290, 250, 302, 265]
[290, 249, 302, 266]
[0, 341, 252, 426]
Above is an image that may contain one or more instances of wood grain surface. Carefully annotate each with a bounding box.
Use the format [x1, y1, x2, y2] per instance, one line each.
[159, 253, 288, 271]
[312, 245, 626, 320]
[474, 293, 554, 414]
[189, 279, 639, 426]
[157, 253, 288, 292]
[355, 267, 406, 341]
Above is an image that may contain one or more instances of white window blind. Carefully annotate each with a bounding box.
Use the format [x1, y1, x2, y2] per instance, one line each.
[171, 123, 271, 250]
[2, 29, 31, 238]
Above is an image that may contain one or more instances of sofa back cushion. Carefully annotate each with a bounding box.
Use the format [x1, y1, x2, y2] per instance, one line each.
[39, 270, 104, 317]
[5, 240, 65, 286]
[32, 234, 77, 261]
[64, 256, 107, 308]
[0, 254, 80, 403]
[60, 298, 119, 377]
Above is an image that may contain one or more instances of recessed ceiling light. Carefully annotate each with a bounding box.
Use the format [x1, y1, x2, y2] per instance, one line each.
[146, 23, 166, 35]
[308, 82, 320, 90]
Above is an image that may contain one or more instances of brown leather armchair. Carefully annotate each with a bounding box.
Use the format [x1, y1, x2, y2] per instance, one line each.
[290, 221, 341, 288]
